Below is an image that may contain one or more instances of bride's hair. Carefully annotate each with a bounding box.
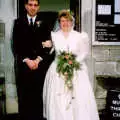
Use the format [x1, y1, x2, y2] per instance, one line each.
[53, 9, 75, 32]
[58, 9, 73, 22]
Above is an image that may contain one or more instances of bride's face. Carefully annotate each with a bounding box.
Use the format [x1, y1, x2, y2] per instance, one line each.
[60, 17, 72, 32]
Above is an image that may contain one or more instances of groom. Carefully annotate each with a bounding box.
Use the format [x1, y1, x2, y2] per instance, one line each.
[12, 0, 55, 120]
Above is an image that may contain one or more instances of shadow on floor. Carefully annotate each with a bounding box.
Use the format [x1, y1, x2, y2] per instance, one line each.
[0, 113, 111, 120]
[0, 114, 20, 120]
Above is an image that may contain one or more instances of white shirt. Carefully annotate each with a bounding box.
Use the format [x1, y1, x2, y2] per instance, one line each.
[27, 14, 36, 25]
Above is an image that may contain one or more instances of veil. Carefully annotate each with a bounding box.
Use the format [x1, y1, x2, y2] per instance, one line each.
[52, 20, 60, 32]
[52, 16, 75, 32]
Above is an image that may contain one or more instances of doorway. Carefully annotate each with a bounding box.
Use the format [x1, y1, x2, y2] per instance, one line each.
[17, 0, 81, 31]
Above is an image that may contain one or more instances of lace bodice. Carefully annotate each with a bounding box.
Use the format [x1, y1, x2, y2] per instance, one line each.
[51, 30, 89, 62]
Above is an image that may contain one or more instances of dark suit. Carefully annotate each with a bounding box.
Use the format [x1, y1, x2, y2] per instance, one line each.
[12, 14, 55, 120]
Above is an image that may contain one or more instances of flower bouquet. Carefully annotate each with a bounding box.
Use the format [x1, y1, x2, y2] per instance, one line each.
[56, 51, 80, 90]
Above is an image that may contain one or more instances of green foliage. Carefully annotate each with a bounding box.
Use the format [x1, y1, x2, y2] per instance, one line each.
[56, 51, 80, 90]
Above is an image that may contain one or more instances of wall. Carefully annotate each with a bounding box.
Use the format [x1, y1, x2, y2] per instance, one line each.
[91, 0, 120, 113]
[81, 0, 95, 88]
[81, 0, 120, 113]
[93, 45, 120, 112]
[0, 0, 18, 114]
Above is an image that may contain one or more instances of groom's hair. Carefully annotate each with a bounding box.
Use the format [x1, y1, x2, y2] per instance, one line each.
[24, 0, 40, 4]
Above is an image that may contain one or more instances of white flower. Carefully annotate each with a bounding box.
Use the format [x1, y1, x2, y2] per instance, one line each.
[36, 21, 42, 27]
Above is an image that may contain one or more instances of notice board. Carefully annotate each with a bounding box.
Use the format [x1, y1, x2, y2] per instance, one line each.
[95, 0, 120, 42]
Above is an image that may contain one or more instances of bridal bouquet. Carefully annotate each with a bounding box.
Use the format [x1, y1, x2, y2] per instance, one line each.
[56, 51, 80, 90]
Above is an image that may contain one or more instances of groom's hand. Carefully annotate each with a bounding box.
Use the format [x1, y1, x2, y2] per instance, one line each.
[25, 57, 41, 70]
[25, 59, 36, 70]
[32, 57, 41, 70]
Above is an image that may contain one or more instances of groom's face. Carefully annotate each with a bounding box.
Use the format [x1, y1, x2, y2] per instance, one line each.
[25, 0, 40, 17]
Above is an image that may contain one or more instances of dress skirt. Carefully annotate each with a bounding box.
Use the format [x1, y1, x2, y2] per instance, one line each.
[43, 60, 100, 120]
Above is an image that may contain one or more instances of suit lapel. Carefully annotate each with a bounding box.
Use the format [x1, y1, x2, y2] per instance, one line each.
[34, 16, 42, 30]
[25, 15, 29, 23]
[24, 15, 36, 31]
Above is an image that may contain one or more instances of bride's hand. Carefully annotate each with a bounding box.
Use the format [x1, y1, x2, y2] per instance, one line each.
[42, 40, 52, 48]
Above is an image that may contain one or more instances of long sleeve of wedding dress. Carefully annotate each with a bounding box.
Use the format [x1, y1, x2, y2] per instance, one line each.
[75, 32, 89, 62]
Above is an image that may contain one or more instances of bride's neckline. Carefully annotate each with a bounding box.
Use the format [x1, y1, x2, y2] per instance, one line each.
[60, 29, 73, 39]
[62, 32, 69, 39]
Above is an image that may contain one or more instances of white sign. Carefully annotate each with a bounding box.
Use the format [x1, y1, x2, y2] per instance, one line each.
[115, 0, 120, 12]
[98, 5, 111, 15]
[114, 14, 120, 24]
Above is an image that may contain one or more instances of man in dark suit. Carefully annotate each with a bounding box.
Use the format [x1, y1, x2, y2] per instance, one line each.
[12, 0, 55, 120]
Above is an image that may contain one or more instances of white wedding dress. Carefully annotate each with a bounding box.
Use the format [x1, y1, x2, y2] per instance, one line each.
[43, 30, 100, 120]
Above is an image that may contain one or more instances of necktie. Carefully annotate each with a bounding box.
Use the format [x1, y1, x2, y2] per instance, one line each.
[30, 18, 33, 27]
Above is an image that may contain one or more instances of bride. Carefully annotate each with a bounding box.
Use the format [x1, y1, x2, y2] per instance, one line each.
[43, 9, 100, 120]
